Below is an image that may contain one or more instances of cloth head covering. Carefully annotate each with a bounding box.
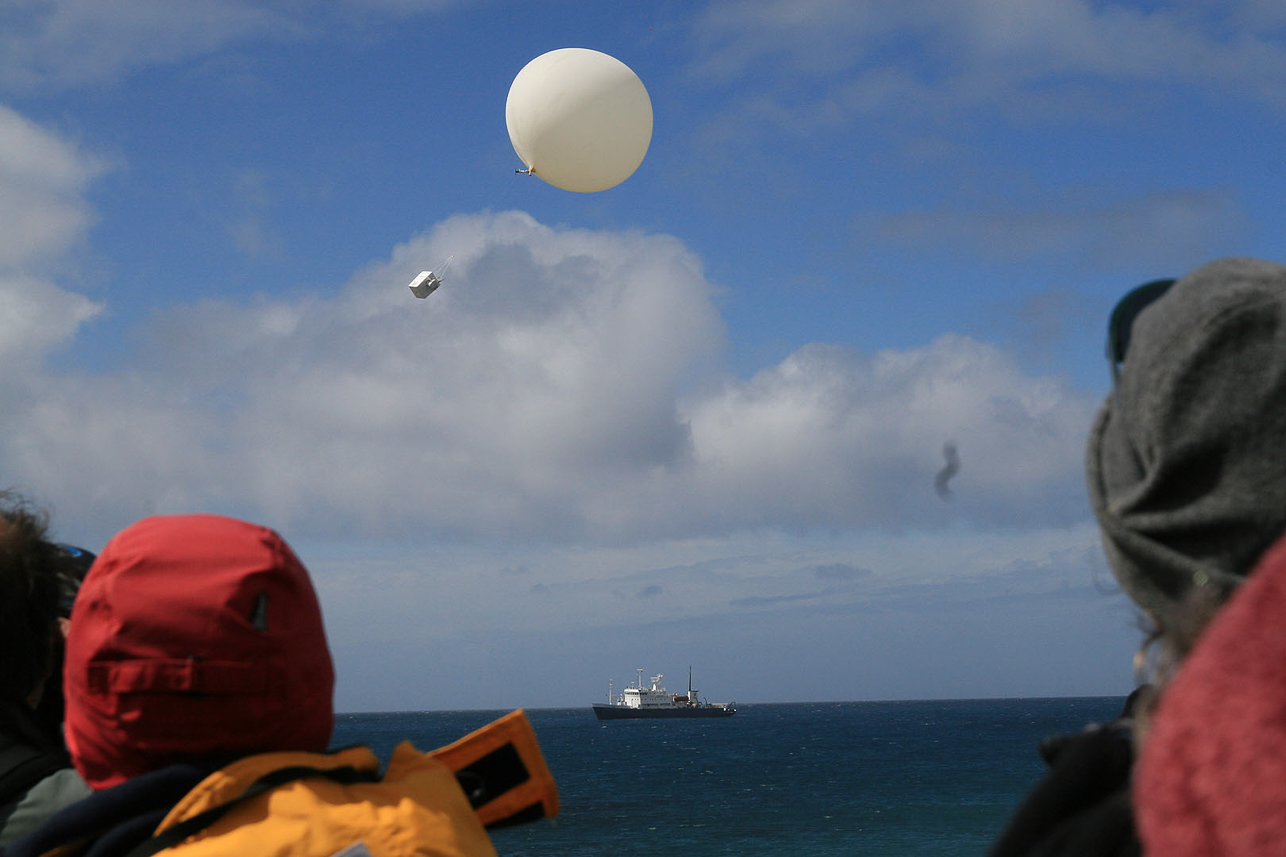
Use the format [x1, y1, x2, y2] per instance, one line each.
[63, 515, 334, 790]
[1087, 257, 1286, 624]
[1134, 531, 1286, 854]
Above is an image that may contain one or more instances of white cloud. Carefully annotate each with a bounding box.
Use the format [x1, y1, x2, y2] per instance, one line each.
[875, 188, 1248, 269]
[691, 0, 885, 80]
[690, 0, 1286, 133]
[0, 0, 481, 93]
[227, 169, 284, 259]
[3, 210, 1100, 546]
[676, 334, 1095, 534]
[307, 519, 1110, 648]
[0, 1, 293, 92]
[695, 0, 1286, 86]
[0, 274, 102, 363]
[0, 105, 105, 375]
[0, 104, 107, 266]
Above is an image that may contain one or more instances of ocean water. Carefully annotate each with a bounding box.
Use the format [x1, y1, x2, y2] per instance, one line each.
[331, 697, 1125, 857]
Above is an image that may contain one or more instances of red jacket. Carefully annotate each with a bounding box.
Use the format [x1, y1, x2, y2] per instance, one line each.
[1135, 533, 1286, 855]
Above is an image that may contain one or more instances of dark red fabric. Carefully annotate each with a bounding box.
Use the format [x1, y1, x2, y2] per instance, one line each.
[1135, 533, 1286, 855]
[63, 515, 334, 790]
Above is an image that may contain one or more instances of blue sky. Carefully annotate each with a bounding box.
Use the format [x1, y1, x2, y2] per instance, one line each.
[3, 0, 1282, 711]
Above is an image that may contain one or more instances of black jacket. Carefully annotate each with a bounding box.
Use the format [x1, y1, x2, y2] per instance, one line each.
[3, 763, 209, 857]
[0, 702, 75, 834]
[987, 718, 1139, 857]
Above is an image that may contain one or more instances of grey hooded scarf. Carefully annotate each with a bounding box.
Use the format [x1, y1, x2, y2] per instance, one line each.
[1087, 257, 1286, 625]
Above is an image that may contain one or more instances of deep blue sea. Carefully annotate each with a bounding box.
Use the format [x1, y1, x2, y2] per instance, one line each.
[331, 697, 1125, 857]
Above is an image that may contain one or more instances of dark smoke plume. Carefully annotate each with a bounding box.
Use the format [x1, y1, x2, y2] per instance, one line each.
[935, 442, 960, 500]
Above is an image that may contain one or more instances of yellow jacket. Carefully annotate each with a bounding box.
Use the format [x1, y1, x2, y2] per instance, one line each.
[136, 709, 557, 857]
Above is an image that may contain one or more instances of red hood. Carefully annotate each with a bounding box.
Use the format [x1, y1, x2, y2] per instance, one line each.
[64, 515, 334, 790]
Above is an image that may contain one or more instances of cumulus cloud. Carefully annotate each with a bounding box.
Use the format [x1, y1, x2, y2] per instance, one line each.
[0, 274, 102, 364]
[676, 334, 1095, 534]
[2, 210, 1100, 546]
[0, 104, 107, 266]
[5, 211, 725, 538]
[0, 104, 105, 377]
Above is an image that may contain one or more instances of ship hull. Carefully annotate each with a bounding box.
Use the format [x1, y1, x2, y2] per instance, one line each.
[592, 703, 735, 720]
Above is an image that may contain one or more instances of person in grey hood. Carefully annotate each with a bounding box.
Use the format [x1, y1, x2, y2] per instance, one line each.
[989, 256, 1286, 857]
[1089, 256, 1286, 659]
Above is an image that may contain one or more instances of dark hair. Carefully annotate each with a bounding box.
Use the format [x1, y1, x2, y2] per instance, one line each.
[0, 492, 63, 704]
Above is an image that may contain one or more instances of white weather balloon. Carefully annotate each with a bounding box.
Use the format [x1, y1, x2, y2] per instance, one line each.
[506, 48, 653, 193]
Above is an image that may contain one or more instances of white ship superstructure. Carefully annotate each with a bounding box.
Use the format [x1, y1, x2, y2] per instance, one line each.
[622, 673, 676, 709]
[592, 667, 736, 720]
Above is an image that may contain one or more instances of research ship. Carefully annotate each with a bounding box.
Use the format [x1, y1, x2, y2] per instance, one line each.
[592, 668, 736, 720]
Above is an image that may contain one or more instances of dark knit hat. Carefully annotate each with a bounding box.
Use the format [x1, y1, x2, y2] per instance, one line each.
[1087, 257, 1286, 624]
[64, 515, 334, 789]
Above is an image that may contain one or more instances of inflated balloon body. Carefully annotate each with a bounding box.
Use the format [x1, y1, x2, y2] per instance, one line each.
[506, 48, 653, 193]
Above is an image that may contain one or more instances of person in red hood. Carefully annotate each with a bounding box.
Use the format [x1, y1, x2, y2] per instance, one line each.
[61, 514, 334, 791]
[7, 514, 553, 857]
[6, 514, 336, 857]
